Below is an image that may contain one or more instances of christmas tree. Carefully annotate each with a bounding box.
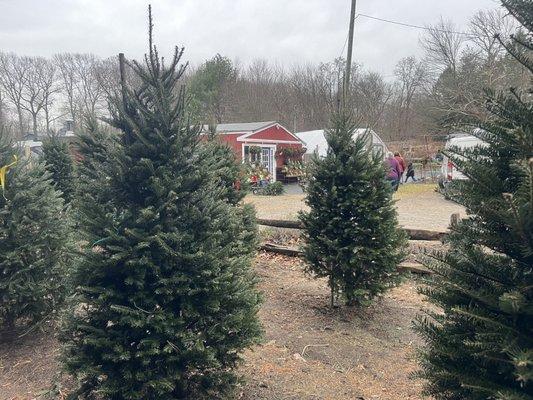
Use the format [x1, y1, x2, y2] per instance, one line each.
[74, 115, 118, 236]
[62, 8, 261, 399]
[416, 1, 533, 398]
[42, 136, 75, 204]
[300, 112, 406, 307]
[199, 130, 257, 257]
[199, 128, 247, 205]
[0, 135, 72, 333]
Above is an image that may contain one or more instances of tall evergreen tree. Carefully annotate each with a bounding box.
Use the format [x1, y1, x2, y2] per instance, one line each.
[42, 136, 75, 204]
[62, 9, 261, 399]
[0, 135, 71, 333]
[416, 1, 533, 398]
[299, 112, 406, 307]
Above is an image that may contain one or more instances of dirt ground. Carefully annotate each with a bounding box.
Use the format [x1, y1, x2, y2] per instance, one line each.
[246, 183, 465, 231]
[239, 254, 429, 400]
[0, 253, 431, 400]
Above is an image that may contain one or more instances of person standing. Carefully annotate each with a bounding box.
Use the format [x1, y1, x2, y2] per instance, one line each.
[405, 162, 417, 182]
[394, 152, 406, 183]
[386, 152, 401, 191]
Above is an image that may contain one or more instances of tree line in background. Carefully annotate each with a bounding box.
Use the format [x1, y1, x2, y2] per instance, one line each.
[0, 8, 529, 142]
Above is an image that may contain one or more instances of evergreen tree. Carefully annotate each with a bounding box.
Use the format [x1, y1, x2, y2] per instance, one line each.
[74, 115, 118, 236]
[199, 130, 257, 259]
[0, 135, 71, 333]
[42, 136, 75, 204]
[199, 128, 247, 205]
[299, 112, 407, 307]
[188, 54, 236, 123]
[416, 1, 533, 398]
[62, 9, 261, 399]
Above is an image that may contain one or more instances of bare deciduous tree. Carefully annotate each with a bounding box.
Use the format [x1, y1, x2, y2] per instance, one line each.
[18, 56, 59, 134]
[0, 52, 27, 137]
[392, 57, 427, 139]
[55, 53, 107, 126]
[421, 18, 466, 74]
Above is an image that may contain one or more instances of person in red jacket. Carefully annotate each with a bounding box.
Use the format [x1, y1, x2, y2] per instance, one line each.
[394, 152, 406, 183]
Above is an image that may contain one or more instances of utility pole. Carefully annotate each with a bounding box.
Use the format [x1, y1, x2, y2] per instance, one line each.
[344, 0, 357, 105]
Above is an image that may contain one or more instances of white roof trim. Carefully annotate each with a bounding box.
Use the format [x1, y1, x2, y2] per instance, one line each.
[239, 138, 303, 144]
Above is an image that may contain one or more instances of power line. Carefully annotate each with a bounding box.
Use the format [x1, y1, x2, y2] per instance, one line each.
[357, 13, 476, 37]
[338, 14, 358, 60]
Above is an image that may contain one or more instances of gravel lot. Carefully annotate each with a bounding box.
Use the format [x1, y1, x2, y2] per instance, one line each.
[246, 183, 465, 232]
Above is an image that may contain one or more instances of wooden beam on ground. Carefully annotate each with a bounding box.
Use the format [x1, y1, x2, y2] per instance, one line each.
[260, 243, 303, 257]
[403, 228, 446, 241]
[398, 262, 431, 275]
[259, 242, 432, 275]
[257, 218, 303, 229]
[257, 218, 447, 241]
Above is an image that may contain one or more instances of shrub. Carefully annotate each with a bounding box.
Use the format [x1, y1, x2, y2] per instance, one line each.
[258, 181, 284, 196]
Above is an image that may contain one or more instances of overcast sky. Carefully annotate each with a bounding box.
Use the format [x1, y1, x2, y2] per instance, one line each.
[0, 0, 501, 75]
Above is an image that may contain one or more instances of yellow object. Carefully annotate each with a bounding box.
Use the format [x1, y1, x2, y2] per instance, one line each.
[0, 155, 18, 197]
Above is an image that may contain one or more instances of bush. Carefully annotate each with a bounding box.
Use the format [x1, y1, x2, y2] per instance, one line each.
[257, 181, 284, 196]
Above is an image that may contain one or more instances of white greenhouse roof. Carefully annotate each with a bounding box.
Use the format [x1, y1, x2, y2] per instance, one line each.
[295, 128, 388, 157]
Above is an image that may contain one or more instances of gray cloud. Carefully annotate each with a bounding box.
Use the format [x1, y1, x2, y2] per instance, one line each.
[0, 0, 499, 74]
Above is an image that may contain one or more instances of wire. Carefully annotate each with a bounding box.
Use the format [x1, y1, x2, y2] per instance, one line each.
[339, 14, 359, 60]
[357, 13, 476, 37]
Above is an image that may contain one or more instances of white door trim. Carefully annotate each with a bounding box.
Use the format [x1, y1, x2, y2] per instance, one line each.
[242, 143, 277, 182]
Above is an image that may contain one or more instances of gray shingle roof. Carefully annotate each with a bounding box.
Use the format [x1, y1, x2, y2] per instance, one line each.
[204, 121, 276, 133]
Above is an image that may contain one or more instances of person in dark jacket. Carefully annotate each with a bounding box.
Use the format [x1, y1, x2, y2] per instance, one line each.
[404, 162, 417, 182]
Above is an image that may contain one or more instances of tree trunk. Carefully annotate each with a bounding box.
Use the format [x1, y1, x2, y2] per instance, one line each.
[16, 106, 24, 138]
[31, 113, 38, 134]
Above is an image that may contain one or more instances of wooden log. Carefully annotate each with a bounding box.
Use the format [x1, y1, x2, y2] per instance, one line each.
[260, 243, 303, 257]
[398, 262, 432, 275]
[259, 242, 432, 275]
[257, 218, 447, 241]
[257, 218, 303, 229]
[403, 228, 447, 241]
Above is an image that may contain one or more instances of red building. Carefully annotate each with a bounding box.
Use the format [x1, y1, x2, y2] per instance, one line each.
[203, 121, 305, 182]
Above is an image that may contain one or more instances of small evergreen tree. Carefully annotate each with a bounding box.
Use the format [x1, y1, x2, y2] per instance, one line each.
[199, 129, 247, 205]
[62, 8, 261, 399]
[199, 130, 257, 259]
[42, 136, 75, 204]
[416, 1, 533, 398]
[0, 136, 71, 333]
[300, 112, 407, 307]
[74, 115, 118, 235]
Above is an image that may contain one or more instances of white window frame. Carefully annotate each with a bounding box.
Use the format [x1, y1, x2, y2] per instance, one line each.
[242, 143, 277, 182]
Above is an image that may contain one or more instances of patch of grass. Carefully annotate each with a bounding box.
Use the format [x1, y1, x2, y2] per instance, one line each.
[393, 183, 436, 200]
